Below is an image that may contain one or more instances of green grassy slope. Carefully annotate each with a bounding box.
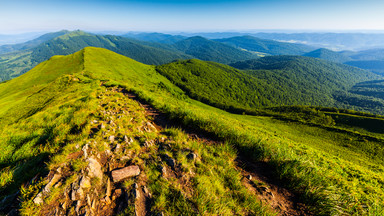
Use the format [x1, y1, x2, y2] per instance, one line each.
[215, 35, 315, 55]
[0, 47, 383, 215]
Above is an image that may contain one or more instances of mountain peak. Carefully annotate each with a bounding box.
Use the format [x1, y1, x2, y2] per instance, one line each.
[55, 30, 92, 40]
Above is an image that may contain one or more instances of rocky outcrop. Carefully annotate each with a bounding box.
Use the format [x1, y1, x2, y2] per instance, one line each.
[111, 166, 141, 182]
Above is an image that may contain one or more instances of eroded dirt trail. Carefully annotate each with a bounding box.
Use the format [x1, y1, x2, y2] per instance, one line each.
[236, 159, 312, 216]
[123, 89, 312, 216]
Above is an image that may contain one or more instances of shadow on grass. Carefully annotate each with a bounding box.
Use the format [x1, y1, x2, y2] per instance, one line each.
[0, 152, 51, 214]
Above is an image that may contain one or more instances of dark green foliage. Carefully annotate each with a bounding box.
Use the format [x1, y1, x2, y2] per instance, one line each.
[303, 48, 352, 63]
[345, 60, 384, 75]
[349, 48, 384, 61]
[122, 32, 186, 44]
[156, 59, 280, 110]
[172, 36, 258, 64]
[215, 35, 315, 55]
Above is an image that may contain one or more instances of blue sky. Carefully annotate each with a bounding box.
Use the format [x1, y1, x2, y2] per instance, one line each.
[1, 0, 384, 33]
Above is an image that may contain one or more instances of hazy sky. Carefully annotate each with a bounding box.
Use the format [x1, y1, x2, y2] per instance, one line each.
[1, 0, 384, 33]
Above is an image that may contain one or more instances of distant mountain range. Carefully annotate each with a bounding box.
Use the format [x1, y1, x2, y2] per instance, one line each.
[0, 30, 319, 81]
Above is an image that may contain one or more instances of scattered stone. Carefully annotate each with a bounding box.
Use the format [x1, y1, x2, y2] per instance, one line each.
[120, 156, 130, 161]
[57, 167, 63, 174]
[87, 194, 92, 207]
[99, 123, 106, 129]
[144, 140, 154, 147]
[67, 151, 83, 160]
[132, 183, 139, 189]
[82, 144, 90, 159]
[145, 122, 157, 132]
[159, 165, 167, 176]
[61, 201, 68, 211]
[108, 136, 115, 143]
[124, 136, 133, 144]
[112, 189, 122, 201]
[111, 166, 140, 182]
[75, 200, 82, 214]
[80, 176, 91, 189]
[106, 178, 112, 197]
[105, 196, 112, 204]
[87, 157, 104, 181]
[247, 175, 252, 180]
[43, 173, 62, 193]
[133, 188, 140, 199]
[143, 186, 149, 194]
[54, 182, 62, 188]
[114, 144, 122, 153]
[187, 152, 197, 160]
[91, 120, 98, 124]
[33, 192, 43, 204]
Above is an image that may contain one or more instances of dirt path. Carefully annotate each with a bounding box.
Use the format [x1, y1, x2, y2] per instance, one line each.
[122, 89, 312, 216]
[236, 158, 312, 216]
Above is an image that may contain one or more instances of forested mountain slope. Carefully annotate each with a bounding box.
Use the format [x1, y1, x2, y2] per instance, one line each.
[215, 35, 315, 55]
[171, 36, 258, 64]
[157, 56, 383, 113]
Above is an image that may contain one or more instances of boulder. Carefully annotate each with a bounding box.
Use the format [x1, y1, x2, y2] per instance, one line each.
[111, 166, 140, 182]
[33, 192, 43, 204]
[43, 173, 62, 194]
[87, 157, 103, 181]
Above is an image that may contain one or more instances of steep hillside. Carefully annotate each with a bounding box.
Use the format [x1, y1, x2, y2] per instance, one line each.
[157, 56, 383, 114]
[0, 31, 192, 82]
[1, 48, 383, 215]
[172, 36, 258, 64]
[303, 48, 351, 63]
[215, 36, 315, 56]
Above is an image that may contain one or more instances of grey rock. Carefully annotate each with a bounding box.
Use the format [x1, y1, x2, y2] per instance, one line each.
[133, 189, 140, 199]
[79, 176, 91, 189]
[43, 173, 62, 194]
[108, 135, 115, 143]
[82, 144, 89, 159]
[111, 166, 140, 182]
[87, 157, 103, 181]
[124, 135, 133, 144]
[143, 186, 149, 194]
[114, 144, 122, 153]
[247, 175, 252, 180]
[33, 192, 43, 204]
